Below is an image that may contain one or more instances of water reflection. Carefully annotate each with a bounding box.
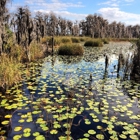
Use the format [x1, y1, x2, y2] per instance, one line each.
[6, 42, 140, 140]
[58, 55, 83, 64]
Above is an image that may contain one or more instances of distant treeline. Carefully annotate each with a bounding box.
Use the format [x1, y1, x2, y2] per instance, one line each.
[0, 1, 140, 55]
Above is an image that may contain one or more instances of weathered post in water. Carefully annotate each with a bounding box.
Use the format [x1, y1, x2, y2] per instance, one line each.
[117, 54, 122, 74]
[52, 35, 54, 54]
[46, 41, 49, 54]
[104, 54, 109, 70]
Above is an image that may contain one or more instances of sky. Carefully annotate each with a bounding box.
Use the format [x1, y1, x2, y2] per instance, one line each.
[8, 0, 140, 25]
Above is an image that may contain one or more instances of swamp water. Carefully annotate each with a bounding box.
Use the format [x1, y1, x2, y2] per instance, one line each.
[0, 42, 140, 140]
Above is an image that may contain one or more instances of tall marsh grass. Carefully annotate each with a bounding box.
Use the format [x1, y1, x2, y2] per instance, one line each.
[9, 44, 25, 62]
[30, 42, 45, 61]
[41, 36, 73, 46]
[0, 55, 22, 87]
[58, 43, 84, 55]
[41, 36, 91, 46]
[84, 39, 103, 47]
[0, 41, 46, 89]
[102, 38, 109, 44]
[110, 38, 138, 42]
[71, 37, 80, 43]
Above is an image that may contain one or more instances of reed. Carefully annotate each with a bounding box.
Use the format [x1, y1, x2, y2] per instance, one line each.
[0, 54, 22, 88]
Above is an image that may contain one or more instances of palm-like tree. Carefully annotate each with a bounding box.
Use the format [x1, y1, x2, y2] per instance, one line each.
[59, 17, 67, 36]
[48, 12, 58, 36]
[12, 6, 33, 61]
[0, 0, 10, 54]
[35, 12, 45, 39]
[67, 20, 73, 35]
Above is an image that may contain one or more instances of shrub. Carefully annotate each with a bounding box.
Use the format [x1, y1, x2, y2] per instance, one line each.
[71, 37, 80, 43]
[84, 39, 103, 47]
[58, 43, 84, 55]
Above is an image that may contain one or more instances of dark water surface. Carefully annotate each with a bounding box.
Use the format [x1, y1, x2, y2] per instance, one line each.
[0, 42, 140, 140]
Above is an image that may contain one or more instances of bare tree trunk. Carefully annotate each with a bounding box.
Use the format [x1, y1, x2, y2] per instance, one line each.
[27, 46, 31, 62]
[0, 21, 3, 55]
[52, 36, 54, 54]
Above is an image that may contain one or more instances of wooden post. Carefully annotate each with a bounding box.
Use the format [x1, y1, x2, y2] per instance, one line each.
[46, 41, 48, 53]
[52, 35, 54, 54]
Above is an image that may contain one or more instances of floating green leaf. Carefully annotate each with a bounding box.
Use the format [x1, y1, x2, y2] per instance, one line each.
[1, 120, 9, 125]
[88, 130, 96, 135]
[14, 127, 22, 132]
[50, 129, 58, 135]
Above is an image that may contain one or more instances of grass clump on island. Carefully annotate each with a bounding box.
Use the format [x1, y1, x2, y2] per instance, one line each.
[84, 39, 103, 47]
[58, 43, 84, 55]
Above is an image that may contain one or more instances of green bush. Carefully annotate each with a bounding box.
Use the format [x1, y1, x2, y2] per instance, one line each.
[58, 43, 84, 55]
[71, 37, 80, 43]
[84, 39, 103, 47]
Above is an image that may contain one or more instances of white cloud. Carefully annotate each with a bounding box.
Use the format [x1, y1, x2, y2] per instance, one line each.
[98, 0, 120, 7]
[8, 0, 85, 21]
[25, 0, 45, 4]
[124, 0, 134, 2]
[24, 0, 86, 21]
[24, 0, 84, 11]
[98, 7, 140, 25]
[98, 0, 135, 7]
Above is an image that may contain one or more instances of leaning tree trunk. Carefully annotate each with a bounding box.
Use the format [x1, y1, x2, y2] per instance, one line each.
[0, 18, 3, 54]
[25, 31, 31, 62]
[131, 43, 140, 76]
